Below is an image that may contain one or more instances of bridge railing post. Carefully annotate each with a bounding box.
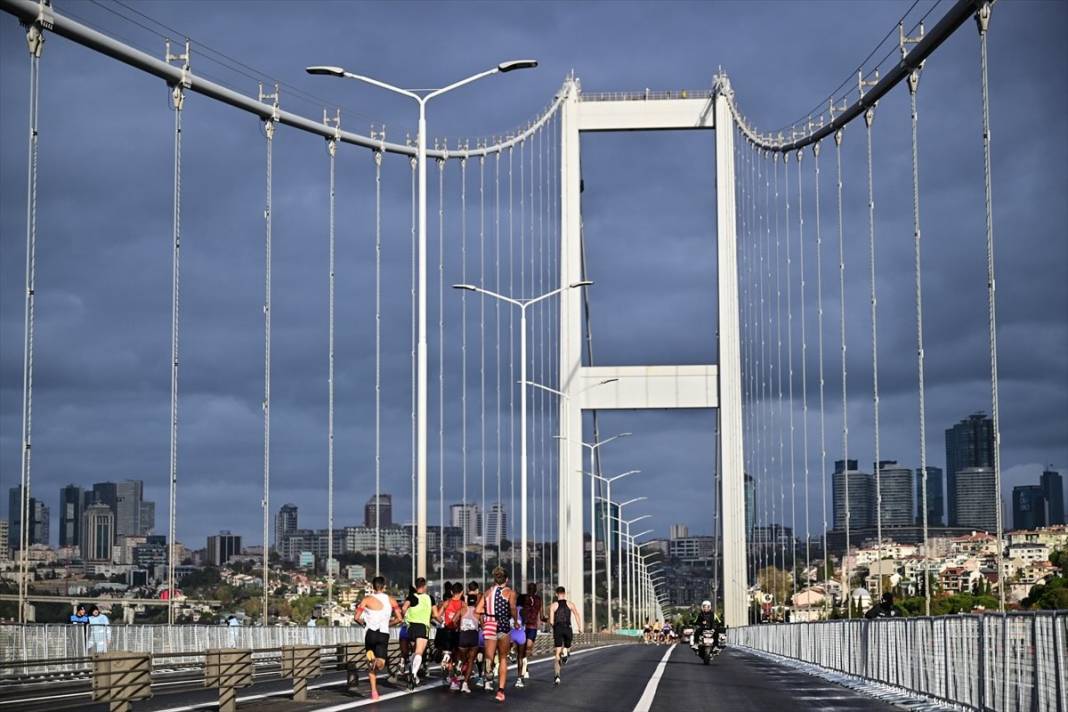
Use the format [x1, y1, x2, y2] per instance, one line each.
[204, 648, 253, 712]
[90, 651, 151, 712]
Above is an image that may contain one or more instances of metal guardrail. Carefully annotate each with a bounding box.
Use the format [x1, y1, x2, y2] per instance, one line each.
[579, 89, 714, 102]
[728, 612, 1067, 712]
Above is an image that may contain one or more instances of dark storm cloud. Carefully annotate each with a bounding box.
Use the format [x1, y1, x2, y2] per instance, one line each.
[1, 1, 1065, 548]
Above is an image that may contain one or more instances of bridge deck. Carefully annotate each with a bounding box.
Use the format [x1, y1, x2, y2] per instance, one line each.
[41, 644, 906, 712]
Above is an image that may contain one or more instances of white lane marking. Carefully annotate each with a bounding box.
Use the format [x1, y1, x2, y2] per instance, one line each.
[632, 644, 675, 712]
[147, 643, 626, 712]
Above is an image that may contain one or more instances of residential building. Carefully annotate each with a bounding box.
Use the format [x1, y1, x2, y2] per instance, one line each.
[832, 460, 873, 531]
[669, 535, 717, 562]
[346, 564, 367, 581]
[206, 531, 242, 566]
[450, 503, 481, 544]
[916, 466, 944, 526]
[0, 519, 9, 559]
[483, 503, 508, 547]
[82, 503, 115, 562]
[1013, 485, 1047, 531]
[59, 484, 83, 548]
[945, 413, 995, 526]
[1041, 469, 1065, 525]
[275, 503, 298, 552]
[877, 461, 914, 527]
[955, 466, 997, 532]
[298, 551, 315, 569]
[343, 525, 409, 556]
[364, 494, 392, 529]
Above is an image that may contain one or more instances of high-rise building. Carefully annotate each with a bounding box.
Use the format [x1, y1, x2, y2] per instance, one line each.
[275, 503, 298, 551]
[744, 473, 756, 533]
[82, 503, 115, 562]
[945, 413, 995, 526]
[140, 501, 155, 534]
[88, 482, 118, 514]
[58, 485, 83, 548]
[1041, 469, 1065, 525]
[0, 520, 9, 560]
[832, 460, 873, 531]
[450, 503, 481, 544]
[915, 466, 944, 526]
[669, 523, 689, 540]
[206, 531, 242, 566]
[1012, 485, 1047, 531]
[8, 486, 49, 549]
[594, 500, 620, 551]
[955, 466, 996, 532]
[483, 503, 508, 547]
[364, 494, 392, 529]
[115, 480, 146, 537]
[876, 461, 914, 528]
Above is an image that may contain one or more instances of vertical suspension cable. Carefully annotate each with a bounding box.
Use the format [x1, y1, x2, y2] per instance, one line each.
[760, 150, 771, 588]
[260, 83, 278, 625]
[519, 137, 526, 581]
[784, 149, 797, 600]
[812, 140, 830, 611]
[17, 22, 43, 624]
[374, 147, 382, 579]
[861, 84, 884, 596]
[493, 149, 502, 578]
[506, 146, 513, 578]
[460, 154, 468, 583]
[773, 152, 785, 602]
[976, 3, 1005, 612]
[480, 152, 487, 578]
[165, 62, 185, 625]
[797, 148, 812, 586]
[326, 123, 337, 599]
[409, 151, 417, 584]
[461, 153, 469, 580]
[437, 153, 445, 593]
[905, 58, 932, 616]
[834, 128, 851, 616]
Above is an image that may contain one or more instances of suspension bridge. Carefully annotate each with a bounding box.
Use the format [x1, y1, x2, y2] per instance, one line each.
[1, 0, 1065, 710]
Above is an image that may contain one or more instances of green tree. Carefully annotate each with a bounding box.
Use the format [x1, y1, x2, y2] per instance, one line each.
[1022, 576, 1068, 610]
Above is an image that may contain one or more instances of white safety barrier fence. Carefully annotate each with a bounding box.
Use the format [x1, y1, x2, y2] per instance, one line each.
[728, 612, 1067, 712]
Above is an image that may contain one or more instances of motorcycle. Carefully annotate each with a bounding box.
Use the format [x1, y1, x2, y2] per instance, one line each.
[695, 629, 718, 665]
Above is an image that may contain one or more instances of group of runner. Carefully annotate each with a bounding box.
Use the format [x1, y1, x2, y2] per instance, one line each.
[642, 620, 677, 645]
[353, 566, 582, 704]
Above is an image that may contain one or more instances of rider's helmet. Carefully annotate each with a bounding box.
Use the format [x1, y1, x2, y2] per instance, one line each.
[701, 600, 712, 611]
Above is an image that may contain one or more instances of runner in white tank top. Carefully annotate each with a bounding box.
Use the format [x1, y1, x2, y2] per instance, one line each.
[355, 577, 402, 701]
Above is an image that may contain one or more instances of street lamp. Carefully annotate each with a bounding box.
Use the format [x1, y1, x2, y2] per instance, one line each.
[308, 60, 537, 579]
[555, 431, 631, 632]
[625, 529, 654, 628]
[608, 512, 651, 629]
[455, 281, 591, 581]
[524, 381, 618, 633]
[583, 469, 640, 629]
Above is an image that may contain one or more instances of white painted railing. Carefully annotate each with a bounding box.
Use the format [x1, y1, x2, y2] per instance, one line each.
[729, 612, 1067, 712]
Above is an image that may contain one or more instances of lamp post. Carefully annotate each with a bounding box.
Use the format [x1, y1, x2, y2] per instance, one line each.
[608, 512, 651, 629]
[624, 528, 654, 628]
[583, 469, 640, 629]
[524, 383, 619, 633]
[307, 60, 537, 579]
[556, 432, 631, 632]
[454, 281, 591, 581]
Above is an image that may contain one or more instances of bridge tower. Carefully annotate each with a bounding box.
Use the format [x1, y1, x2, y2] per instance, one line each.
[557, 77, 747, 628]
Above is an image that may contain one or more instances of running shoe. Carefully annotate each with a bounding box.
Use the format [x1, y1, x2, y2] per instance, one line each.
[495, 691, 506, 703]
[561, 651, 569, 666]
[366, 650, 376, 663]
[522, 670, 530, 680]
[514, 678, 525, 688]
[461, 682, 472, 694]
[450, 679, 461, 691]
[554, 676, 561, 686]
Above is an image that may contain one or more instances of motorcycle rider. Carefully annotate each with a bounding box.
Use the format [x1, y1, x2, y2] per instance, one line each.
[689, 600, 723, 654]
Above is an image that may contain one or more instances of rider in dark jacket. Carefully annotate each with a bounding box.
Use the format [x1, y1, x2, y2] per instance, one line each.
[865, 592, 901, 620]
[690, 601, 723, 650]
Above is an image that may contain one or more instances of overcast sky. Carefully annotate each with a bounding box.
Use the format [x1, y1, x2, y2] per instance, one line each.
[1, 1, 1065, 551]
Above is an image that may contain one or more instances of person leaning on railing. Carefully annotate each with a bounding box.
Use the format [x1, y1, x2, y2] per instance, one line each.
[864, 592, 901, 620]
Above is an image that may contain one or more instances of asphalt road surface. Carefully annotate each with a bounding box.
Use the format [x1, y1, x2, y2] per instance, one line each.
[42, 644, 908, 712]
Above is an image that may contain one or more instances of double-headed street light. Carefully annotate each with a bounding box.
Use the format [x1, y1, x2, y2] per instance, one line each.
[624, 528, 654, 628]
[583, 469, 640, 629]
[455, 281, 591, 581]
[307, 60, 537, 579]
[608, 512, 651, 629]
[555, 431, 630, 632]
[524, 382, 618, 633]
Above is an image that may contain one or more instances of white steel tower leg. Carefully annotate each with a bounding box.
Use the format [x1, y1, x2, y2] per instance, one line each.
[558, 80, 585, 608]
[715, 86, 748, 628]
